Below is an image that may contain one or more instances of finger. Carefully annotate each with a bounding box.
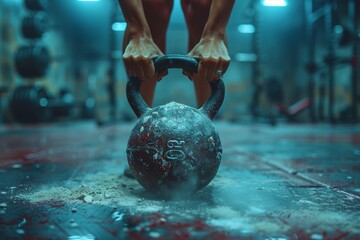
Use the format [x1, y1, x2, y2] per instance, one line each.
[129, 57, 138, 78]
[203, 59, 217, 82]
[141, 57, 155, 80]
[157, 70, 168, 81]
[182, 69, 193, 81]
[197, 60, 207, 83]
[222, 58, 230, 74]
[123, 57, 133, 78]
[134, 58, 146, 81]
[214, 60, 224, 81]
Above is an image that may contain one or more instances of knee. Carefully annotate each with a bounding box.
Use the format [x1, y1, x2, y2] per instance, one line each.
[187, 0, 212, 9]
[143, 0, 173, 20]
[181, 0, 212, 19]
[156, 0, 174, 19]
[181, 0, 212, 35]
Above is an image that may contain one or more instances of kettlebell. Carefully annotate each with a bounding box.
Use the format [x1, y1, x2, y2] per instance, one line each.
[126, 55, 224, 196]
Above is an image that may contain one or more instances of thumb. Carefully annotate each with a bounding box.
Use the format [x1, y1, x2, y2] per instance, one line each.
[157, 70, 168, 81]
[182, 69, 194, 81]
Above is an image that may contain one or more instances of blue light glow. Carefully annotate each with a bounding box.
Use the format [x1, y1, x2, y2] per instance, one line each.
[112, 22, 127, 31]
[262, 0, 287, 7]
[235, 53, 257, 62]
[237, 24, 255, 34]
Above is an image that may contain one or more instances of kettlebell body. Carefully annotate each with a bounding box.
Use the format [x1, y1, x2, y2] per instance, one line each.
[127, 101, 222, 193]
[126, 55, 224, 195]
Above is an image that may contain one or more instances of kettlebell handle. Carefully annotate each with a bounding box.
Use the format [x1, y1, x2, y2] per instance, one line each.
[153, 54, 199, 73]
[126, 55, 225, 119]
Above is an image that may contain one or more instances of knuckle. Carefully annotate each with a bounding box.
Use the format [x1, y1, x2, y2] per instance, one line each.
[200, 60, 212, 67]
[220, 55, 231, 62]
[123, 56, 131, 62]
[202, 56, 218, 62]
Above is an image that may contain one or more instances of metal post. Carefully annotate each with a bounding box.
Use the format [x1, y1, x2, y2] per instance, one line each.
[0, 0, 2, 120]
[319, 72, 326, 121]
[305, 0, 317, 122]
[0, 0, 2, 86]
[325, 0, 336, 123]
[108, 2, 118, 121]
[249, 0, 262, 120]
[349, 0, 358, 122]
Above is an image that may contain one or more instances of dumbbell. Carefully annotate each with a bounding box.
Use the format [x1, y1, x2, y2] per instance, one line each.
[24, 0, 48, 11]
[0, 86, 8, 95]
[9, 86, 74, 123]
[21, 14, 49, 39]
[15, 45, 50, 78]
[15, 45, 121, 78]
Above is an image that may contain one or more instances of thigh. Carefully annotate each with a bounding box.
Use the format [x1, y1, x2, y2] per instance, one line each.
[181, 0, 212, 50]
[142, 0, 174, 52]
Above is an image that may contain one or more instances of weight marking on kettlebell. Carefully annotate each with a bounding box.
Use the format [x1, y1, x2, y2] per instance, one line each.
[166, 140, 186, 160]
[216, 152, 222, 161]
[165, 150, 185, 160]
[167, 140, 185, 148]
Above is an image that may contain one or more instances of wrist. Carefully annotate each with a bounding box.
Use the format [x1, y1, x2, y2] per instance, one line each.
[201, 30, 225, 42]
[201, 26, 225, 40]
[126, 23, 152, 39]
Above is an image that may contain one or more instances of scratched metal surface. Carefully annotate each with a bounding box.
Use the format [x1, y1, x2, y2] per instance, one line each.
[0, 122, 360, 239]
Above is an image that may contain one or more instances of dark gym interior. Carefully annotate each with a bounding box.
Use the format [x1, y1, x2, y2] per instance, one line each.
[0, 0, 360, 239]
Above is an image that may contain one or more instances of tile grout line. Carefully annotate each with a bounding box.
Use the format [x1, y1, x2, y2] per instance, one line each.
[262, 160, 360, 200]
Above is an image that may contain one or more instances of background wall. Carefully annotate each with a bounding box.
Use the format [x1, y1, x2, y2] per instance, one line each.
[0, 0, 359, 124]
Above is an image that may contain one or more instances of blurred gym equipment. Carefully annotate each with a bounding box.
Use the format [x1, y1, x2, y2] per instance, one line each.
[14, 45, 121, 79]
[9, 85, 72, 123]
[24, 0, 48, 11]
[264, 77, 311, 124]
[21, 14, 49, 39]
[15, 45, 50, 78]
[305, 0, 359, 123]
[9, 85, 94, 123]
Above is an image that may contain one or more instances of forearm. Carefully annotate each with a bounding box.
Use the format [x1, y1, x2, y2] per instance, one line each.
[202, 0, 235, 39]
[118, 0, 152, 38]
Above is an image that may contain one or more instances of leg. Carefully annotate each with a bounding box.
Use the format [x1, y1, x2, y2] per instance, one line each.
[123, 0, 173, 179]
[122, 0, 174, 106]
[181, 0, 212, 107]
[143, 0, 174, 53]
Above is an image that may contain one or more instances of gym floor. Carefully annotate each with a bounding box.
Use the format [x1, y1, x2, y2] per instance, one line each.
[0, 121, 359, 239]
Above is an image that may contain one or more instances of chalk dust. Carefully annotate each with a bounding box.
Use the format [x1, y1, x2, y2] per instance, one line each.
[287, 209, 360, 234]
[15, 172, 360, 235]
[17, 172, 160, 211]
[208, 206, 239, 218]
[207, 206, 287, 234]
[253, 221, 288, 234]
